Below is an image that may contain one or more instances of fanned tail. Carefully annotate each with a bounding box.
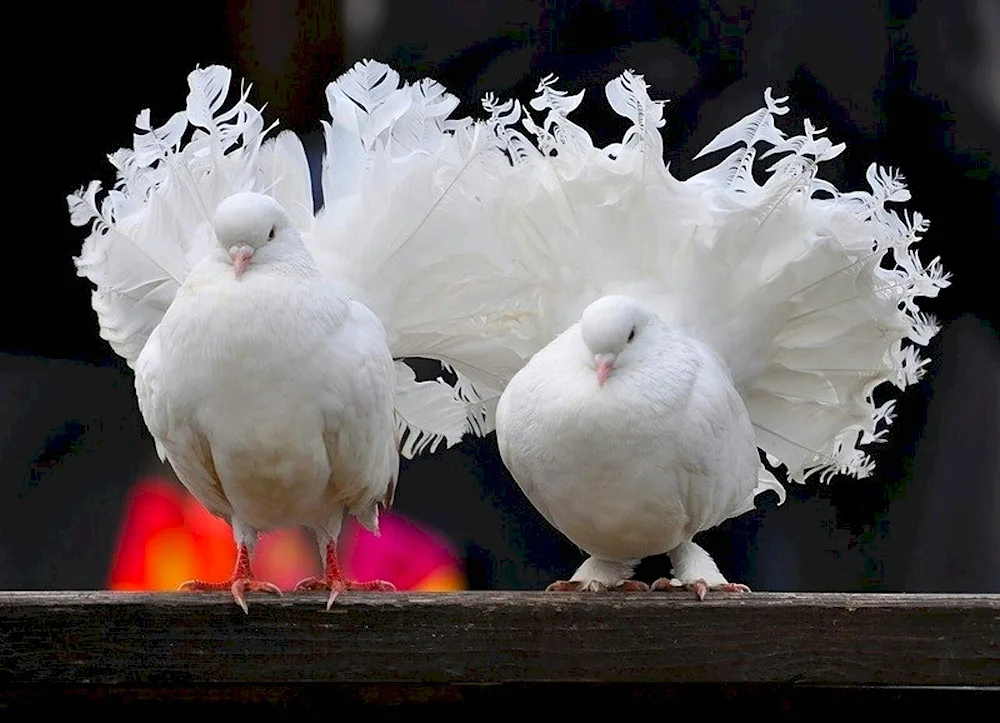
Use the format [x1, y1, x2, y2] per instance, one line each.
[69, 59, 530, 460]
[306, 60, 536, 458]
[447, 71, 950, 495]
[68, 66, 279, 367]
[71, 59, 951, 482]
[678, 96, 950, 485]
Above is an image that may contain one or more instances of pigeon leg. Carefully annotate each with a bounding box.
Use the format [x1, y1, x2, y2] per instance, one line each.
[178, 541, 282, 613]
[295, 538, 396, 609]
[546, 579, 649, 592]
[650, 577, 750, 599]
[545, 556, 646, 592]
[650, 541, 751, 600]
[546, 580, 586, 591]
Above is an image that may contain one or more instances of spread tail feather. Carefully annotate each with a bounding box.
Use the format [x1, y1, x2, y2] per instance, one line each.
[68, 60, 518, 460]
[428, 72, 950, 492]
[68, 65, 275, 368]
[69, 60, 951, 483]
[305, 60, 535, 458]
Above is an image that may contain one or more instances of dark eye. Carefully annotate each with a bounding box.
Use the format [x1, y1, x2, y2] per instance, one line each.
[267, 226, 276, 241]
[627, 327, 636, 342]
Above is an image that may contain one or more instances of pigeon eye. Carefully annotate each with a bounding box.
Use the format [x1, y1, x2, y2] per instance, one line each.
[627, 327, 636, 342]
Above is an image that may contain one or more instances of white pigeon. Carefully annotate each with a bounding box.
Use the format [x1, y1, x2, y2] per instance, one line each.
[133, 191, 398, 612]
[437, 72, 951, 596]
[68, 62, 525, 610]
[68, 61, 952, 601]
[495, 295, 760, 597]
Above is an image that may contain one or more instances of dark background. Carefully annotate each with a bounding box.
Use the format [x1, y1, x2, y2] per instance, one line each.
[2, 0, 997, 593]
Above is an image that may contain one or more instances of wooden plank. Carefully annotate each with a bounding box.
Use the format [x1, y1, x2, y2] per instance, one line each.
[3, 682, 999, 713]
[1, 591, 997, 691]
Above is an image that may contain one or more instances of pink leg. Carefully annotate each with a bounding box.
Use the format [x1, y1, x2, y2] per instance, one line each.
[650, 577, 751, 600]
[179, 543, 281, 613]
[546, 579, 650, 592]
[294, 540, 396, 609]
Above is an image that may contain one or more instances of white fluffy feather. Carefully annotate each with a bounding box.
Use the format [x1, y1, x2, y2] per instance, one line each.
[431, 71, 950, 493]
[70, 66, 271, 367]
[69, 61, 527, 460]
[69, 61, 949, 487]
[306, 60, 534, 457]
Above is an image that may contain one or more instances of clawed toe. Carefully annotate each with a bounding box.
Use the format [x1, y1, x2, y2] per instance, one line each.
[545, 579, 649, 592]
[345, 579, 396, 593]
[231, 578, 281, 614]
[546, 580, 609, 592]
[293, 576, 327, 592]
[545, 580, 585, 592]
[650, 576, 680, 592]
[178, 578, 229, 592]
[650, 577, 751, 600]
[324, 580, 395, 610]
[612, 579, 649, 592]
[180, 575, 281, 614]
[295, 576, 396, 609]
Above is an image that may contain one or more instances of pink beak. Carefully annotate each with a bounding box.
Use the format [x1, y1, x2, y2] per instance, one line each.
[230, 245, 254, 279]
[595, 355, 616, 387]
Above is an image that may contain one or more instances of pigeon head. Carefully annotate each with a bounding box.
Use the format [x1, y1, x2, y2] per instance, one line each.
[212, 192, 294, 279]
[579, 295, 654, 387]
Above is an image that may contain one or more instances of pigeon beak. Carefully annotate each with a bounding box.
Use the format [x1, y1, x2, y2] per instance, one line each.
[229, 245, 255, 279]
[595, 354, 616, 387]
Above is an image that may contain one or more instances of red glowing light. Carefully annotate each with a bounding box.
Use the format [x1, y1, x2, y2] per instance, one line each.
[107, 477, 465, 592]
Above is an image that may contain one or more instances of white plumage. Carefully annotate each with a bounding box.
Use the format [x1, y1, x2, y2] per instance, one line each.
[67, 62, 524, 609]
[135, 192, 398, 611]
[425, 72, 949, 594]
[69, 61, 950, 600]
[69, 62, 522, 460]
[495, 295, 761, 595]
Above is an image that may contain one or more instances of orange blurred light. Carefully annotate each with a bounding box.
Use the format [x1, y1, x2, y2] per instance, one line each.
[107, 476, 465, 592]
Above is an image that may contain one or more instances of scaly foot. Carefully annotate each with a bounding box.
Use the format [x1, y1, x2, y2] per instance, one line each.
[180, 576, 282, 614]
[178, 543, 280, 614]
[545, 579, 650, 592]
[298, 540, 396, 609]
[294, 575, 396, 608]
[650, 577, 750, 601]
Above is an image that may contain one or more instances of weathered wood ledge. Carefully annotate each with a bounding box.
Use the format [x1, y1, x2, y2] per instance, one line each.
[2, 591, 997, 695]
